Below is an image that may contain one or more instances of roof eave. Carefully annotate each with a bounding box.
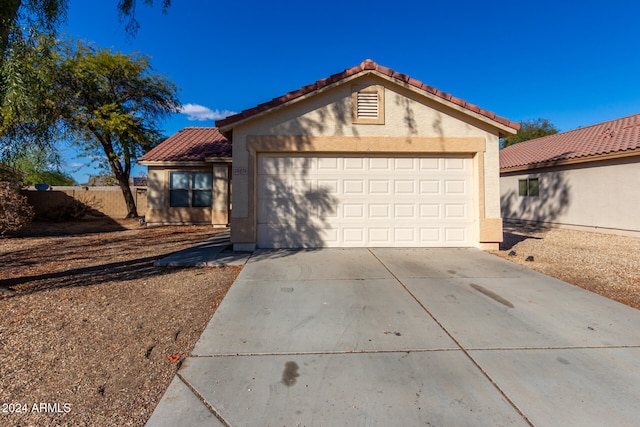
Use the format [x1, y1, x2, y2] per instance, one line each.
[137, 159, 230, 167]
[217, 71, 367, 133]
[217, 69, 519, 136]
[500, 147, 640, 173]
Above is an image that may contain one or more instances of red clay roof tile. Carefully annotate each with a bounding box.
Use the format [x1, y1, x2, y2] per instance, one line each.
[138, 127, 231, 163]
[500, 113, 640, 169]
[216, 60, 520, 131]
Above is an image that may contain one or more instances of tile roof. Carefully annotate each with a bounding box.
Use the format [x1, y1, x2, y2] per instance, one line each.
[138, 127, 231, 162]
[216, 59, 520, 132]
[500, 113, 640, 170]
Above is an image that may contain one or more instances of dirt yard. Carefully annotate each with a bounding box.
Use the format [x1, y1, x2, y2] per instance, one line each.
[0, 219, 240, 427]
[491, 224, 640, 310]
[1, 220, 638, 426]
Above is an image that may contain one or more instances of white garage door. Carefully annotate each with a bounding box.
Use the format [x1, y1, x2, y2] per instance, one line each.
[257, 154, 475, 248]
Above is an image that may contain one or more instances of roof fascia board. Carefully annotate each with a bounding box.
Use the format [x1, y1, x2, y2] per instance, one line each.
[386, 73, 518, 136]
[217, 72, 366, 133]
[218, 69, 517, 136]
[137, 160, 229, 167]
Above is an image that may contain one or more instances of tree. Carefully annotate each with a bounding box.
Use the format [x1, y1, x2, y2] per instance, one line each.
[1, 38, 180, 218]
[1, 1, 171, 128]
[1, 0, 171, 56]
[56, 41, 179, 217]
[11, 149, 76, 185]
[501, 118, 559, 148]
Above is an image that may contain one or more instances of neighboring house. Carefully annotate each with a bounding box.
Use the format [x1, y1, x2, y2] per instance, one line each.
[500, 113, 640, 236]
[138, 127, 232, 225]
[216, 59, 519, 250]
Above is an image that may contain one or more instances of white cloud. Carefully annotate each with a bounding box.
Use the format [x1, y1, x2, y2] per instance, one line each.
[179, 103, 236, 121]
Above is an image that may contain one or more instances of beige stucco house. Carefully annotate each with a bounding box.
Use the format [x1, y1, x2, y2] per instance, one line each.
[216, 60, 519, 250]
[138, 127, 232, 226]
[500, 113, 640, 237]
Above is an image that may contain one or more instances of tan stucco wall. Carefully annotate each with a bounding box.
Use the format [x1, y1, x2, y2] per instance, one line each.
[23, 187, 147, 219]
[145, 164, 230, 225]
[500, 156, 640, 235]
[229, 74, 507, 248]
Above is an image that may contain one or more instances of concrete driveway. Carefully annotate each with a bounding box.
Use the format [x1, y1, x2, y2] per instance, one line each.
[147, 248, 640, 426]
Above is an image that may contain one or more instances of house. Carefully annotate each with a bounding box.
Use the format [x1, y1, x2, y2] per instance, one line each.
[500, 113, 640, 236]
[215, 59, 519, 250]
[138, 127, 232, 225]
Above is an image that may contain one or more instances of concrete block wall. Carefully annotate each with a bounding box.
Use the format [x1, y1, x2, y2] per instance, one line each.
[22, 186, 147, 219]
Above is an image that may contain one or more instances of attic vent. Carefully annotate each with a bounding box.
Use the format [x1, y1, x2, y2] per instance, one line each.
[357, 92, 379, 119]
[352, 85, 385, 124]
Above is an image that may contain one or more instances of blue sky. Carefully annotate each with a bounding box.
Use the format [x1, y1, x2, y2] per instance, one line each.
[60, 0, 640, 183]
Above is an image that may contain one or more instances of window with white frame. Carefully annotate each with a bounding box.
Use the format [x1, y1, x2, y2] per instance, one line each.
[518, 178, 539, 197]
[169, 172, 213, 207]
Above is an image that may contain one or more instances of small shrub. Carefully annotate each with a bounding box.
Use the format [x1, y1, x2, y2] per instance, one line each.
[0, 181, 35, 235]
[36, 199, 93, 222]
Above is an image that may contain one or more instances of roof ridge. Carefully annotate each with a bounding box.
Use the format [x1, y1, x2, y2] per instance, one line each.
[499, 113, 640, 169]
[216, 60, 519, 132]
[554, 112, 640, 135]
[502, 112, 640, 152]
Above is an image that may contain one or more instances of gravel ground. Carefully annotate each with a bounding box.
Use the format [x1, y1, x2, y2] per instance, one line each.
[0, 220, 240, 426]
[491, 224, 640, 310]
[1, 220, 638, 425]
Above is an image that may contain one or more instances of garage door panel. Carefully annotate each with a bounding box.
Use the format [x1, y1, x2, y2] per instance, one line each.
[420, 158, 440, 170]
[343, 204, 366, 219]
[257, 154, 474, 248]
[394, 158, 415, 170]
[394, 180, 416, 194]
[445, 180, 467, 194]
[420, 180, 441, 194]
[394, 204, 416, 219]
[445, 204, 467, 219]
[420, 228, 441, 242]
[420, 204, 441, 219]
[369, 204, 391, 219]
[445, 157, 466, 170]
[344, 158, 365, 170]
[369, 180, 391, 194]
[317, 157, 339, 170]
[445, 228, 468, 243]
[369, 157, 391, 170]
[317, 179, 339, 194]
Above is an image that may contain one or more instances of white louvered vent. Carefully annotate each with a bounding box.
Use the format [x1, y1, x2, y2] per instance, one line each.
[357, 92, 379, 119]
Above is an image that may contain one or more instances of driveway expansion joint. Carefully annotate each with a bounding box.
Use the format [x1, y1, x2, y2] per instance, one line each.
[176, 372, 231, 427]
[189, 348, 462, 358]
[367, 248, 535, 427]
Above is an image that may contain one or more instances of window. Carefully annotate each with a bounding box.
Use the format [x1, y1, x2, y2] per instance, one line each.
[518, 178, 539, 197]
[352, 85, 385, 124]
[169, 172, 213, 207]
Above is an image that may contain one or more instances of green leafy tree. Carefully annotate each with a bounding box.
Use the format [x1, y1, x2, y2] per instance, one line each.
[1, 38, 180, 218]
[57, 41, 179, 217]
[501, 118, 559, 148]
[1, 0, 171, 56]
[11, 149, 75, 185]
[1, 33, 61, 158]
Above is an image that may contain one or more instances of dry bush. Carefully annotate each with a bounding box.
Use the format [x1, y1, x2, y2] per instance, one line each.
[0, 181, 35, 235]
[36, 199, 93, 222]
